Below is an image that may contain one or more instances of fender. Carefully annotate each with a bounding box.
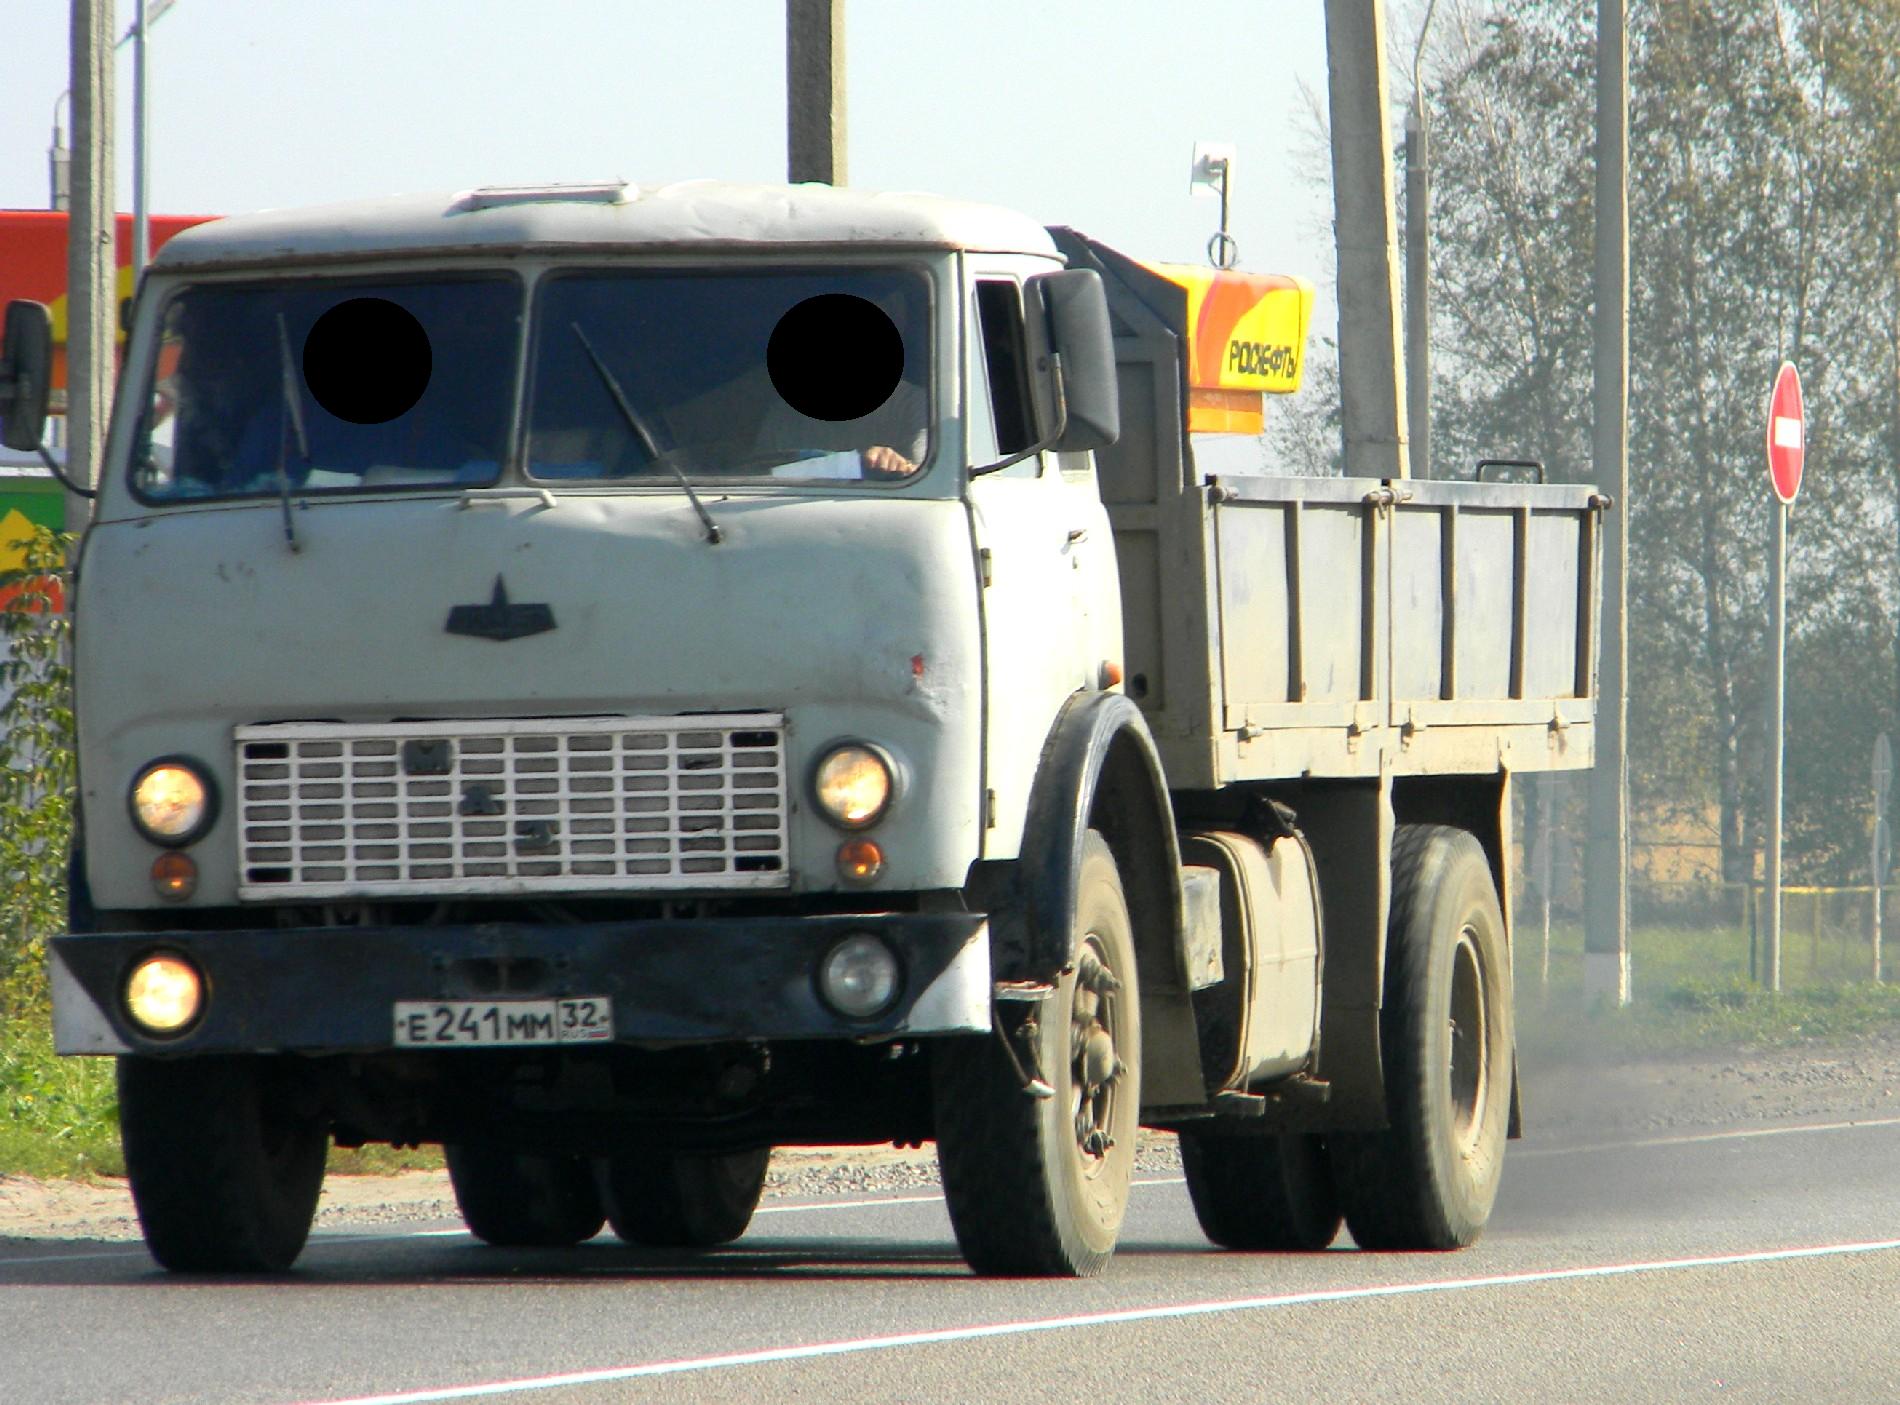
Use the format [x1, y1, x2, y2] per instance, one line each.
[973, 689, 1206, 1107]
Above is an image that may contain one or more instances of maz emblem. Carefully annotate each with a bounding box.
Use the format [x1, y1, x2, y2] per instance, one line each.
[445, 576, 556, 642]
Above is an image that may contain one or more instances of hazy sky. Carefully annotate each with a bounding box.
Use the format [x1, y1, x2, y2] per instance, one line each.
[0, 1, 1336, 285]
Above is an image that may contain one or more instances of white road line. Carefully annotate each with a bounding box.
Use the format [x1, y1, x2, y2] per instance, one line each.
[0, 1245, 149, 1266]
[1517, 1115, 1900, 1159]
[291, 1237, 1900, 1405]
[754, 1192, 945, 1217]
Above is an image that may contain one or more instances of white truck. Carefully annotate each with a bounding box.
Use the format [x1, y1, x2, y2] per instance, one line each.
[0, 179, 1602, 1275]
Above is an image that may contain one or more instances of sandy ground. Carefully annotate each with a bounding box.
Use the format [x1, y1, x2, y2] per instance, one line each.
[3, 1031, 1897, 1243]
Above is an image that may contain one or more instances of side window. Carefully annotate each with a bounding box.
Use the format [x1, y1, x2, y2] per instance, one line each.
[975, 279, 1038, 478]
[966, 291, 1001, 468]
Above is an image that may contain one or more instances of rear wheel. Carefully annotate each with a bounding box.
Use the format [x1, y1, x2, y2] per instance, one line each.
[118, 1055, 328, 1273]
[600, 1147, 771, 1247]
[1330, 824, 1513, 1250]
[933, 831, 1141, 1277]
[445, 1143, 606, 1247]
[1181, 1130, 1341, 1250]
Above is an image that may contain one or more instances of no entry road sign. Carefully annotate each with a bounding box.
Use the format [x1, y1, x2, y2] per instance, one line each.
[1768, 361, 1804, 504]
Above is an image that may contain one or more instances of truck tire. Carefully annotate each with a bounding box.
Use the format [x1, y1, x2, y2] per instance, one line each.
[1180, 1130, 1341, 1250]
[1330, 823, 1512, 1250]
[118, 1055, 328, 1273]
[600, 1147, 771, 1247]
[444, 1143, 605, 1247]
[932, 830, 1142, 1277]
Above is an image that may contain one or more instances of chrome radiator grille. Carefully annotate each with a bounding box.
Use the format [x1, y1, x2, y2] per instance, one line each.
[234, 715, 789, 899]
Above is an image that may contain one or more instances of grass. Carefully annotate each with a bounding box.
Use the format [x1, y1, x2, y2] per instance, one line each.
[0, 1011, 443, 1183]
[0, 1015, 123, 1180]
[1513, 906, 1900, 1058]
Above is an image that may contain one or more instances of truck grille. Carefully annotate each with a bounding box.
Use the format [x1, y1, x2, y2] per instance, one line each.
[234, 715, 789, 899]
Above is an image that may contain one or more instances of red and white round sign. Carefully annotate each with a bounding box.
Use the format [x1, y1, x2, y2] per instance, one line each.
[1767, 361, 1804, 504]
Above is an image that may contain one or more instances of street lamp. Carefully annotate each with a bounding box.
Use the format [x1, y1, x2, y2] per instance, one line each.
[48, 0, 180, 271]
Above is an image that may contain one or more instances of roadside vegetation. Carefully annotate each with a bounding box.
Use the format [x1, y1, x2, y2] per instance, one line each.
[1515, 912, 1900, 1059]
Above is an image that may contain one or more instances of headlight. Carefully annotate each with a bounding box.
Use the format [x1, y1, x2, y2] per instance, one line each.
[816, 934, 901, 1020]
[123, 951, 205, 1037]
[129, 759, 215, 846]
[812, 743, 894, 830]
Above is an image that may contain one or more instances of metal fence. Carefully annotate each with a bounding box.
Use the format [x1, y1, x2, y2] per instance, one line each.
[1515, 877, 1897, 990]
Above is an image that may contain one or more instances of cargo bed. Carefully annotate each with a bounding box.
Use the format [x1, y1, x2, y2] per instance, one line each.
[1052, 229, 1605, 790]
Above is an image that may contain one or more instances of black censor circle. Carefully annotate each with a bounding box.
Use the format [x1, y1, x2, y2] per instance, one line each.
[302, 297, 432, 425]
[767, 293, 903, 422]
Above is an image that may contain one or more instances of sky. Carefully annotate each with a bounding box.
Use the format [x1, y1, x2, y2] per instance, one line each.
[0, 1, 1337, 288]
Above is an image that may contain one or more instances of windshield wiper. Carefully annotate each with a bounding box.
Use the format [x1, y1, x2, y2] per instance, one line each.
[274, 313, 309, 553]
[570, 323, 722, 545]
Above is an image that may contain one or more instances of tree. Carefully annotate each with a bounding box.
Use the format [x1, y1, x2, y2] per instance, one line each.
[1407, 0, 1896, 885]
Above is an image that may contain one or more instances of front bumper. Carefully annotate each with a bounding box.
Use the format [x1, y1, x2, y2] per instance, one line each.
[50, 913, 991, 1056]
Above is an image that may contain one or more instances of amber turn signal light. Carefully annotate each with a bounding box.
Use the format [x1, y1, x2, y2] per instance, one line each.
[151, 852, 197, 902]
[837, 838, 884, 884]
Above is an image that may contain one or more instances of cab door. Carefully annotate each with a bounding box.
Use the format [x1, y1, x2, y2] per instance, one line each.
[964, 259, 1103, 861]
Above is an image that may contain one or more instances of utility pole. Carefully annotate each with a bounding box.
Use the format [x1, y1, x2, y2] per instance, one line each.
[1324, 0, 1411, 482]
[1584, 0, 1631, 1005]
[131, 2, 150, 272]
[1404, 1, 1438, 480]
[786, 0, 846, 185]
[67, 0, 116, 529]
[49, 98, 71, 210]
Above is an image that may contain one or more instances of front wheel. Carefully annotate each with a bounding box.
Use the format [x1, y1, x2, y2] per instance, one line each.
[1330, 824, 1513, 1250]
[600, 1147, 771, 1248]
[933, 830, 1142, 1277]
[118, 1055, 329, 1273]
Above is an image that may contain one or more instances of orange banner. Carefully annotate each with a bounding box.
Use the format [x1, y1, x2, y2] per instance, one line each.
[0, 210, 217, 393]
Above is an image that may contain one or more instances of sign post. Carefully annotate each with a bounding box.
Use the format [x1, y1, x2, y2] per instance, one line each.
[1763, 361, 1804, 993]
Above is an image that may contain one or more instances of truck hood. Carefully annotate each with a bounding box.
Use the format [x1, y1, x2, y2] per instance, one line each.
[76, 491, 985, 906]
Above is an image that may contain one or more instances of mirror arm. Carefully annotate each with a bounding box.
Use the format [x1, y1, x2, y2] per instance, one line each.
[970, 351, 1068, 478]
[37, 440, 97, 500]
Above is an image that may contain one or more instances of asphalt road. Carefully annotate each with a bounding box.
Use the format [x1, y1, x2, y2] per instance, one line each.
[5, 1114, 1900, 1405]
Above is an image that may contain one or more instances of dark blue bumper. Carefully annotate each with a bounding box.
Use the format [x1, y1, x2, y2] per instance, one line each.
[51, 913, 992, 1055]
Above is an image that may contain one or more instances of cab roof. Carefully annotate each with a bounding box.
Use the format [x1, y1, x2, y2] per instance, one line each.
[151, 180, 1061, 270]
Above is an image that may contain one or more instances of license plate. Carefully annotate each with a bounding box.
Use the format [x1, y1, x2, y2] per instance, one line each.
[393, 997, 613, 1048]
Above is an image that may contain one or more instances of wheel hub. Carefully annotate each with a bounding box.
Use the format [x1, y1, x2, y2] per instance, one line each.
[1447, 924, 1489, 1156]
[1071, 937, 1124, 1165]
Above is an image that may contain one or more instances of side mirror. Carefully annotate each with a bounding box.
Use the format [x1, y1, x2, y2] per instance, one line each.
[1029, 269, 1119, 452]
[0, 300, 54, 453]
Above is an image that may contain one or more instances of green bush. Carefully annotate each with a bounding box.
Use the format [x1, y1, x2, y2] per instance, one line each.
[0, 525, 110, 1177]
[0, 523, 74, 1015]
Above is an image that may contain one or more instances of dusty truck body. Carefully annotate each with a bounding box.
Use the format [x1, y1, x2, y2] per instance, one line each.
[19, 180, 1601, 1275]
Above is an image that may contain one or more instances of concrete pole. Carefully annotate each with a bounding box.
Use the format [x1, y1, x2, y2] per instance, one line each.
[1324, 0, 1411, 482]
[67, 0, 116, 529]
[1584, 0, 1631, 1005]
[1763, 502, 1786, 992]
[1404, 0, 1437, 481]
[132, 5, 150, 273]
[1404, 108, 1430, 481]
[786, 0, 846, 185]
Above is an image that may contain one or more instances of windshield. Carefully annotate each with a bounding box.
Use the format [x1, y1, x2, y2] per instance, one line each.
[527, 268, 932, 484]
[133, 276, 519, 502]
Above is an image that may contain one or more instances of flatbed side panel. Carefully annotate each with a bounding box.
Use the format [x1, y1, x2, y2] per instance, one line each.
[1208, 474, 1601, 782]
[1211, 476, 1390, 782]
